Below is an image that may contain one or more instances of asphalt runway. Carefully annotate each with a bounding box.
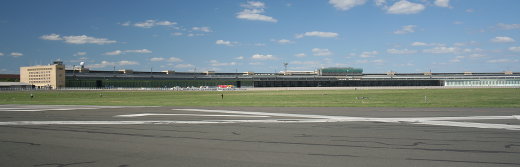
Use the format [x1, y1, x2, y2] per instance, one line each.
[1, 105, 519, 167]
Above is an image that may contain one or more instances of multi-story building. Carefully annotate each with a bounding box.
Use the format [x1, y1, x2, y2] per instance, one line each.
[20, 60, 65, 89]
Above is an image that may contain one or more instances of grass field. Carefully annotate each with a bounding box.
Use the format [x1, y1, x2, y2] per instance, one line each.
[1, 88, 519, 108]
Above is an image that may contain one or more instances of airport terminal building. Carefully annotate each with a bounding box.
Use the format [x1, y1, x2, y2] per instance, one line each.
[61, 65, 520, 88]
[19, 60, 66, 89]
[14, 61, 520, 89]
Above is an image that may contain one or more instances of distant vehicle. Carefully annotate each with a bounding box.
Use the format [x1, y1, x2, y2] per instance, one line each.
[217, 85, 234, 88]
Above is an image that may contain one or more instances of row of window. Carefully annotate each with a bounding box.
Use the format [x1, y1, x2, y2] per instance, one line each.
[29, 71, 51, 74]
[29, 81, 51, 84]
[446, 80, 520, 86]
[29, 77, 51, 81]
[27, 68, 53, 71]
[29, 74, 51, 77]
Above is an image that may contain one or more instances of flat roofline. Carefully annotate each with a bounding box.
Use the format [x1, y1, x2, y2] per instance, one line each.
[64, 69, 520, 76]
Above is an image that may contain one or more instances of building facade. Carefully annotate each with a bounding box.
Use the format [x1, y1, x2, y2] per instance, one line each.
[20, 61, 65, 89]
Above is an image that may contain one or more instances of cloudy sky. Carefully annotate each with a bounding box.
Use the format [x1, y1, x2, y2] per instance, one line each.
[1, 0, 519, 73]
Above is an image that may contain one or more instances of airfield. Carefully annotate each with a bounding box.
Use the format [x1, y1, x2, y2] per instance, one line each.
[1, 104, 519, 166]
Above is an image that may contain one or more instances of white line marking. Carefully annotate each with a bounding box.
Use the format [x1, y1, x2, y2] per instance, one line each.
[0, 119, 330, 125]
[0, 109, 44, 112]
[114, 113, 270, 118]
[174, 109, 354, 119]
[416, 121, 520, 131]
[46, 108, 100, 111]
[1, 108, 519, 130]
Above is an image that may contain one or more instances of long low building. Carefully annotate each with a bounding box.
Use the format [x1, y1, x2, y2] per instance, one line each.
[64, 68, 520, 88]
[12, 62, 520, 89]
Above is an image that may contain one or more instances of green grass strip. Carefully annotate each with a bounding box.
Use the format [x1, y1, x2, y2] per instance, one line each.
[0, 88, 519, 108]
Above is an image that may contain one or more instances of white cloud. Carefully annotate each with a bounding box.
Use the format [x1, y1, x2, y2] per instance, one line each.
[125, 49, 152, 54]
[496, 23, 520, 30]
[89, 60, 139, 69]
[0, 52, 3, 56]
[104, 49, 152, 55]
[175, 64, 195, 69]
[275, 39, 293, 44]
[359, 51, 378, 58]
[465, 9, 474, 13]
[73, 52, 87, 57]
[156, 21, 176, 26]
[423, 47, 459, 54]
[487, 59, 519, 63]
[133, 20, 176, 28]
[172, 32, 183, 36]
[509, 46, 520, 52]
[41, 34, 116, 45]
[210, 60, 237, 66]
[294, 53, 307, 57]
[119, 60, 139, 66]
[236, 1, 277, 23]
[167, 57, 183, 63]
[10, 52, 23, 57]
[187, 33, 205, 37]
[372, 59, 385, 63]
[434, 0, 450, 8]
[387, 48, 417, 54]
[328, 0, 367, 11]
[235, 56, 244, 60]
[120, 22, 131, 26]
[456, 43, 468, 47]
[215, 40, 237, 46]
[411, 42, 427, 46]
[411, 42, 446, 47]
[312, 48, 332, 56]
[491, 36, 515, 43]
[192, 27, 212, 32]
[134, 21, 154, 28]
[150, 57, 165, 62]
[394, 25, 417, 34]
[375, 0, 386, 6]
[40, 33, 62, 40]
[450, 56, 462, 63]
[296, 31, 339, 38]
[64, 35, 116, 45]
[104, 50, 123, 56]
[251, 54, 276, 60]
[241, 1, 265, 8]
[387, 0, 425, 14]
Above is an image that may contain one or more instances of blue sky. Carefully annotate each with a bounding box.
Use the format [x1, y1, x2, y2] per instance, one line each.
[1, 0, 519, 74]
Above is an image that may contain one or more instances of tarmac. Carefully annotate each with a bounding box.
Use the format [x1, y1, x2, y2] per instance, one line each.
[1, 105, 519, 166]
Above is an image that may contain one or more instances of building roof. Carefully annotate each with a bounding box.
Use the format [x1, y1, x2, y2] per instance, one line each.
[0, 74, 19, 79]
[0, 82, 32, 86]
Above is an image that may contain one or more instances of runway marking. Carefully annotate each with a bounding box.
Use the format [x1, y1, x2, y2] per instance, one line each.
[415, 121, 520, 130]
[1, 108, 519, 130]
[115, 113, 270, 118]
[0, 109, 44, 112]
[174, 109, 348, 119]
[0, 105, 150, 112]
[0, 119, 334, 125]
